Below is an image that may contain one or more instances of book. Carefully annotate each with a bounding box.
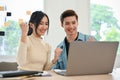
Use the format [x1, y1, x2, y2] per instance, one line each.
[0, 70, 42, 78]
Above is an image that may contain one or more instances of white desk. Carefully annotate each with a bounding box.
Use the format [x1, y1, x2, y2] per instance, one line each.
[1, 68, 120, 80]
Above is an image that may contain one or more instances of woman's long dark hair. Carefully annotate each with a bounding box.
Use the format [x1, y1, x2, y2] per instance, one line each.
[27, 11, 49, 35]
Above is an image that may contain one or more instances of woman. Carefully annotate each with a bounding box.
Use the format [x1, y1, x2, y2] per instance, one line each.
[17, 11, 56, 71]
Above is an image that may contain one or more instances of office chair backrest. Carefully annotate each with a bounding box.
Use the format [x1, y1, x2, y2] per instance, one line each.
[0, 62, 18, 71]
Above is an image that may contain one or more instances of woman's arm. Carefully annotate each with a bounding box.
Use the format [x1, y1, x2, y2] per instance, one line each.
[16, 22, 29, 68]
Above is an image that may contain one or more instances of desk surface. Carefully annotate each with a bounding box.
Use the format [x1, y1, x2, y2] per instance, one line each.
[1, 68, 120, 80]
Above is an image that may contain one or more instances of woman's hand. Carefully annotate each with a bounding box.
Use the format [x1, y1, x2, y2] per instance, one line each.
[20, 22, 29, 42]
[52, 47, 62, 64]
[20, 22, 29, 36]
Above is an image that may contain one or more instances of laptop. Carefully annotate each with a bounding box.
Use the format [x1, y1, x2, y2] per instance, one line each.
[54, 41, 119, 76]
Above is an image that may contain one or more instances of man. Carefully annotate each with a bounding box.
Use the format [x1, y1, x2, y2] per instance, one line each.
[52, 9, 96, 70]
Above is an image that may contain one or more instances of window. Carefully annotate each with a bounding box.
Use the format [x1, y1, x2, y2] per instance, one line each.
[0, 0, 44, 61]
[90, 0, 120, 54]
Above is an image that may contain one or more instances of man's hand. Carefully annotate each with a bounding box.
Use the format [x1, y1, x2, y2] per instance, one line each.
[52, 47, 62, 64]
[88, 37, 95, 41]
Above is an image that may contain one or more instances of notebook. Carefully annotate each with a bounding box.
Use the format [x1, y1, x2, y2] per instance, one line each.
[0, 70, 43, 77]
[54, 41, 119, 76]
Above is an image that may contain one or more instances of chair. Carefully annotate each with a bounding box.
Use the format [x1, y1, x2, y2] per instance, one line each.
[0, 62, 18, 71]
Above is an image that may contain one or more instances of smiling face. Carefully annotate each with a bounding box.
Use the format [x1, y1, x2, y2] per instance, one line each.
[32, 16, 49, 37]
[61, 16, 78, 36]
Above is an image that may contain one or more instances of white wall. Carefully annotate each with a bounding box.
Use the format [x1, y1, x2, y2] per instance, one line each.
[44, 0, 90, 57]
